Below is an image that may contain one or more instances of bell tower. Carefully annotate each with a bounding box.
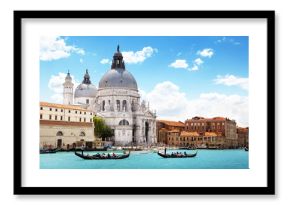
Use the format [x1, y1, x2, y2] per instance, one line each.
[63, 70, 74, 105]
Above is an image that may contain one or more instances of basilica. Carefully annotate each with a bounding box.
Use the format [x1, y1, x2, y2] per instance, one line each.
[63, 46, 157, 146]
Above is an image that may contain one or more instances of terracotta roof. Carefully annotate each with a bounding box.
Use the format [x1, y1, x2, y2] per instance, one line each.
[40, 102, 92, 112]
[157, 120, 185, 127]
[186, 116, 230, 122]
[212, 117, 226, 120]
[180, 131, 199, 137]
[40, 120, 93, 127]
[237, 127, 249, 132]
[167, 129, 180, 133]
[204, 132, 218, 137]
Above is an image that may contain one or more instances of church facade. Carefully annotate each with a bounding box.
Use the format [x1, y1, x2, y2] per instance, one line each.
[63, 46, 157, 146]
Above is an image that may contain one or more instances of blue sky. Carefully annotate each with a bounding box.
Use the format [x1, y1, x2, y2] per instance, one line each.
[40, 36, 249, 126]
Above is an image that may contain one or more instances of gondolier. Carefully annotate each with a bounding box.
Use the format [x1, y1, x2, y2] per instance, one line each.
[81, 144, 85, 155]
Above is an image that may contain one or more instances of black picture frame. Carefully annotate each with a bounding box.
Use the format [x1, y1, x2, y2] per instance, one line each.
[14, 10, 275, 195]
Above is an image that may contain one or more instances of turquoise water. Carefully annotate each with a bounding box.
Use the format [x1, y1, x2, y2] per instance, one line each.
[40, 149, 248, 169]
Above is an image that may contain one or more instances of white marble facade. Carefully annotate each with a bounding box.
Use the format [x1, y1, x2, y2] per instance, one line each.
[64, 46, 157, 146]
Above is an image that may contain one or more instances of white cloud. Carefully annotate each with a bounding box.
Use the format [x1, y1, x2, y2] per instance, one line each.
[194, 58, 203, 65]
[188, 65, 199, 71]
[187, 93, 248, 127]
[216, 37, 241, 45]
[48, 72, 78, 103]
[145, 81, 188, 116]
[197, 48, 214, 58]
[143, 81, 248, 127]
[40, 36, 85, 61]
[122, 47, 157, 64]
[169, 59, 188, 69]
[214, 74, 248, 90]
[100, 58, 110, 64]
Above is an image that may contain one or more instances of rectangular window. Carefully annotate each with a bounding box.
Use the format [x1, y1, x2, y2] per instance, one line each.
[60, 116, 63, 120]
[40, 114, 42, 119]
[40, 107, 43, 110]
[86, 99, 89, 104]
[61, 109, 63, 112]
[79, 118, 81, 122]
[90, 112, 92, 115]
[75, 111, 77, 114]
[84, 112, 86, 115]
[90, 119, 92, 123]
[49, 115, 51, 120]
[68, 117, 70, 121]
[55, 116, 57, 120]
[68, 110, 71, 113]
[80, 111, 82, 114]
[84, 118, 86, 122]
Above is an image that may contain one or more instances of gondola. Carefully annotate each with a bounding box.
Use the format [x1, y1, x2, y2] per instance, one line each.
[179, 146, 197, 150]
[40, 149, 57, 154]
[74, 151, 130, 160]
[157, 151, 197, 158]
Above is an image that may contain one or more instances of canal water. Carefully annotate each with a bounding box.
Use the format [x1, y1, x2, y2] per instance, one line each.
[40, 149, 248, 169]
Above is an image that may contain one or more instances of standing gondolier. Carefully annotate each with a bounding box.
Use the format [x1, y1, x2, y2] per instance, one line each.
[81, 144, 85, 156]
[164, 147, 167, 155]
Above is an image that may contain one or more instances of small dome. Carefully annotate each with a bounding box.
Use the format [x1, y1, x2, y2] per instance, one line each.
[99, 68, 138, 90]
[74, 69, 97, 98]
[75, 83, 97, 98]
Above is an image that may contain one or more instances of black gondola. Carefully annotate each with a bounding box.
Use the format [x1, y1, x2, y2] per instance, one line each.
[157, 151, 197, 158]
[40, 149, 57, 154]
[179, 146, 197, 150]
[74, 151, 130, 160]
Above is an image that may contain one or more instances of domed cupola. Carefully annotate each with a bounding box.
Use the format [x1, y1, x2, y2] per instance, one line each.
[74, 69, 97, 98]
[98, 45, 138, 90]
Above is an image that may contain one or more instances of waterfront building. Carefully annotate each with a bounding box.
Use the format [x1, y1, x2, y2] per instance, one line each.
[156, 120, 185, 144]
[62, 46, 157, 146]
[39, 102, 95, 149]
[237, 127, 249, 148]
[167, 131, 223, 148]
[185, 116, 238, 148]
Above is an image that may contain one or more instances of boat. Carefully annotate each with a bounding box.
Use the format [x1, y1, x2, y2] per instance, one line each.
[74, 151, 130, 160]
[179, 146, 197, 150]
[40, 149, 57, 154]
[157, 151, 197, 158]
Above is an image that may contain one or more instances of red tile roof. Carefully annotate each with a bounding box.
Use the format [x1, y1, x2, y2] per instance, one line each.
[40, 102, 91, 112]
[158, 120, 185, 127]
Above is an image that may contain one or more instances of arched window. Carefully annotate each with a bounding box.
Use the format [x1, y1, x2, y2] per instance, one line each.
[119, 119, 129, 126]
[116, 100, 120, 111]
[79, 131, 86, 136]
[56, 131, 63, 136]
[102, 100, 105, 111]
[122, 100, 127, 111]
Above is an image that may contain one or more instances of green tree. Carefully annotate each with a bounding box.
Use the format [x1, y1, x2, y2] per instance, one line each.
[93, 116, 114, 141]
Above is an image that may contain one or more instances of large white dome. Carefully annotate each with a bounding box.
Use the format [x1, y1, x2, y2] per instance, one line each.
[98, 68, 138, 90]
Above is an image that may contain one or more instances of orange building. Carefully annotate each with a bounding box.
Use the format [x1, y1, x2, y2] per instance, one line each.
[184, 116, 238, 148]
[237, 127, 249, 148]
[167, 131, 224, 148]
[156, 120, 185, 145]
